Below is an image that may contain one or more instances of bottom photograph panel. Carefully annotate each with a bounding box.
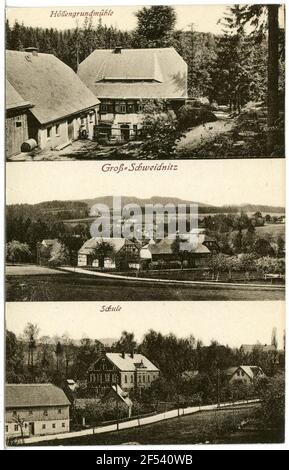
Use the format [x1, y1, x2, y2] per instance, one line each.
[5, 301, 285, 446]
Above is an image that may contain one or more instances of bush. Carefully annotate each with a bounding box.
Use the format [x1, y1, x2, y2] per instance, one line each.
[177, 104, 217, 131]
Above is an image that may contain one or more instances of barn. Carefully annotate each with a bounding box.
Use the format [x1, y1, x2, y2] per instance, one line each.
[6, 48, 100, 156]
[5, 80, 33, 158]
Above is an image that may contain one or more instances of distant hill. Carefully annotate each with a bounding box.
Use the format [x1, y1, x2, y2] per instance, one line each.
[6, 197, 285, 221]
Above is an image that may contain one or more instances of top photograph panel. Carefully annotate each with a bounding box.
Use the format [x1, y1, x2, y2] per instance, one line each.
[6, 4, 285, 161]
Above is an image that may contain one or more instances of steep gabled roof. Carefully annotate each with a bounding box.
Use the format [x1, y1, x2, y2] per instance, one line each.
[78, 237, 139, 255]
[6, 79, 32, 111]
[225, 365, 264, 380]
[78, 47, 187, 100]
[6, 50, 100, 124]
[6, 384, 71, 408]
[148, 237, 211, 255]
[106, 353, 159, 372]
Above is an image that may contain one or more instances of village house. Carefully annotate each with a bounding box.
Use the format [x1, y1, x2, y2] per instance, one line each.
[5, 80, 33, 158]
[240, 344, 277, 355]
[77, 237, 141, 270]
[225, 365, 265, 386]
[87, 352, 160, 395]
[140, 230, 219, 268]
[5, 383, 71, 439]
[6, 48, 100, 157]
[103, 384, 133, 417]
[78, 47, 187, 141]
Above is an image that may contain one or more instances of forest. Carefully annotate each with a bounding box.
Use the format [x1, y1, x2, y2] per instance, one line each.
[6, 326, 284, 407]
[6, 5, 285, 157]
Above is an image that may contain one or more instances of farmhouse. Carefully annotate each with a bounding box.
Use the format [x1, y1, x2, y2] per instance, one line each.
[88, 352, 160, 394]
[6, 48, 100, 156]
[5, 80, 33, 158]
[140, 231, 219, 268]
[77, 237, 141, 269]
[5, 383, 71, 439]
[225, 365, 265, 386]
[78, 47, 187, 141]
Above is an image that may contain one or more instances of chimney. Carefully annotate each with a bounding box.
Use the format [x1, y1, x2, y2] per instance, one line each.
[121, 351, 125, 359]
[130, 350, 134, 359]
[25, 47, 38, 56]
[113, 46, 122, 54]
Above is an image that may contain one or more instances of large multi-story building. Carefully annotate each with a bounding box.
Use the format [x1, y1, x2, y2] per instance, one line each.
[5, 383, 71, 439]
[87, 352, 160, 394]
[78, 47, 187, 141]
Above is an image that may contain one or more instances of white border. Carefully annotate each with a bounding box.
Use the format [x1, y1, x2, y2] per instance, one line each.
[1, 0, 288, 451]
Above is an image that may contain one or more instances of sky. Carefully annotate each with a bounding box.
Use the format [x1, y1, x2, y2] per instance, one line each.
[6, 160, 285, 208]
[6, 4, 285, 34]
[6, 5, 232, 34]
[6, 301, 285, 348]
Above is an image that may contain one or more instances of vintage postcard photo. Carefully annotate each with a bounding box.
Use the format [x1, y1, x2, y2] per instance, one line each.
[6, 159, 285, 302]
[5, 302, 285, 446]
[5, 4, 285, 161]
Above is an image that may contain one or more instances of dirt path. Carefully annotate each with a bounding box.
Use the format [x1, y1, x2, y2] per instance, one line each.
[178, 118, 235, 151]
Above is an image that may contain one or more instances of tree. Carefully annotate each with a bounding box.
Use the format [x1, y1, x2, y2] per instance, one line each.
[112, 331, 137, 353]
[140, 101, 183, 159]
[6, 331, 25, 383]
[258, 373, 285, 431]
[6, 241, 32, 264]
[134, 6, 176, 47]
[55, 341, 63, 373]
[23, 323, 39, 372]
[91, 240, 116, 269]
[48, 242, 69, 267]
[236, 5, 282, 153]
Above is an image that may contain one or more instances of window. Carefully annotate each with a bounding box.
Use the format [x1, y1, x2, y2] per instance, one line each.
[115, 101, 126, 114]
[47, 126, 52, 139]
[81, 117, 86, 126]
[101, 101, 113, 113]
[55, 123, 60, 136]
[42, 424, 46, 430]
[148, 375, 150, 382]
[14, 425, 18, 431]
[58, 409, 62, 414]
[12, 410, 17, 416]
[127, 102, 135, 113]
[131, 375, 134, 383]
[16, 119, 22, 127]
[137, 102, 143, 113]
[105, 373, 110, 383]
[124, 375, 127, 383]
[24, 423, 28, 428]
[5, 425, 8, 432]
[29, 410, 33, 415]
[143, 375, 145, 383]
[52, 423, 56, 429]
[100, 102, 108, 113]
[62, 423, 65, 428]
[43, 410, 48, 416]
[138, 375, 141, 383]
[89, 112, 94, 123]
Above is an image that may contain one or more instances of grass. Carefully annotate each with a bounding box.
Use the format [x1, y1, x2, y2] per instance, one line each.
[24, 404, 283, 446]
[6, 264, 66, 276]
[6, 271, 284, 301]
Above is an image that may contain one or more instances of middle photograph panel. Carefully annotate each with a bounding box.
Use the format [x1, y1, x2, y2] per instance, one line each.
[6, 159, 285, 302]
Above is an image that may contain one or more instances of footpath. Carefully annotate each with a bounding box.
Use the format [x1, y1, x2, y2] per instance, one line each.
[22, 399, 260, 444]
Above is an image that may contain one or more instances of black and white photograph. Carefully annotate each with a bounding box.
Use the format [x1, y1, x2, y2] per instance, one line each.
[2, 1, 287, 453]
[5, 302, 285, 446]
[6, 159, 285, 302]
[5, 4, 285, 161]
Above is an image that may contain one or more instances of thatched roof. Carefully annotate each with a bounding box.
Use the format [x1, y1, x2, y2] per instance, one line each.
[6, 79, 32, 111]
[78, 47, 187, 100]
[6, 50, 100, 124]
